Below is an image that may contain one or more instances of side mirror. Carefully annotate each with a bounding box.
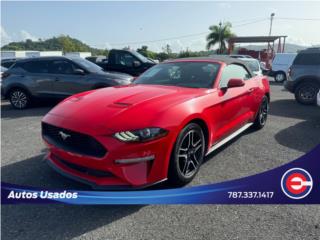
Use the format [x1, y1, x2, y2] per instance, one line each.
[74, 69, 85, 75]
[133, 61, 141, 68]
[227, 78, 245, 88]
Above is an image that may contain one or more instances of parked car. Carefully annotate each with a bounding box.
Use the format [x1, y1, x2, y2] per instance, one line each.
[240, 58, 263, 76]
[97, 49, 156, 76]
[284, 48, 320, 105]
[1, 66, 7, 75]
[42, 56, 270, 189]
[229, 54, 253, 59]
[1, 58, 21, 69]
[85, 56, 108, 67]
[1, 56, 133, 109]
[270, 53, 297, 82]
[1, 66, 8, 87]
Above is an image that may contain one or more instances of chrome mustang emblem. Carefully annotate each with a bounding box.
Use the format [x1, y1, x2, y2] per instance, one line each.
[59, 131, 71, 140]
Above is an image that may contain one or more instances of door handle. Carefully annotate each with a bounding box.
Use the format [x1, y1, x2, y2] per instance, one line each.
[248, 88, 254, 93]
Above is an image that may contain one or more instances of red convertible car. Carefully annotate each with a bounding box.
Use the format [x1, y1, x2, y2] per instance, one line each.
[42, 57, 270, 189]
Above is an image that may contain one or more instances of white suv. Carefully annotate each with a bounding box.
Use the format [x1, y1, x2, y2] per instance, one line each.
[271, 53, 297, 82]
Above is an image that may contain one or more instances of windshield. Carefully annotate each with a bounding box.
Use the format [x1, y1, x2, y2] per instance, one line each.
[242, 59, 260, 72]
[130, 51, 152, 63]
[135, 62, 220, 88]
[71, 57, 103, 73]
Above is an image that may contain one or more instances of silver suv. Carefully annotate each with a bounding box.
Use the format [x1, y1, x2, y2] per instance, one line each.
[284, 48, 320, 105]
[1, 56, 133, 109]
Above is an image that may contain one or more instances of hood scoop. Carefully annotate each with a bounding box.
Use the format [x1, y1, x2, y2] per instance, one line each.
[108, 102, 132, 108]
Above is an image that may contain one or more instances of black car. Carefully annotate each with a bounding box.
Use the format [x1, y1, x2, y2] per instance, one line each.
[91, 49, 156, 76]
[1, 56, 133, 109]
[284, 48, 320, 104]
[1, 58, 22, 69]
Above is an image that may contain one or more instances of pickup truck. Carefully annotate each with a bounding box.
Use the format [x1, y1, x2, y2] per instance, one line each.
[87, 49, 156, 76]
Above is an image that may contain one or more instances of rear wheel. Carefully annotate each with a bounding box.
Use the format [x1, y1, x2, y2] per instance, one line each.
[9, 88, 31, 109]
[253, 96, 269, 129]
[168, 123, 205, 186]
[294, 82, 319, 105]
[274, 72, 286, 82]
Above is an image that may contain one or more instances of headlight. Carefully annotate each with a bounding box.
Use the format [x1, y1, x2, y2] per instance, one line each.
[114, 128, 168, 142]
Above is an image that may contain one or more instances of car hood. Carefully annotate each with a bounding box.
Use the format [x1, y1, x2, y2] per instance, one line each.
[47, 84, 207, 133]
[94, 71, 133, 81]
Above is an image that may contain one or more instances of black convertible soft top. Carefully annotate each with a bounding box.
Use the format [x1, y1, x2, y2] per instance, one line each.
[168, 56, 255, 77]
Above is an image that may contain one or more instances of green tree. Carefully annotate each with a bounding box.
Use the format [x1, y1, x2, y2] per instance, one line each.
[137, 45, 157, 59]
[1, 35, 109, 56]
[206, 22, 235, 54]
[162, 44, 172, 56]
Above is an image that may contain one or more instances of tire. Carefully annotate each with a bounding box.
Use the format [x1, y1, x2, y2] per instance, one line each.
[274, 72, 286, 82]
[9, 88, 31, 109]
[294, 82, 320, 105]
[168, 123, 206, 186]
[253, 96, 269, 130]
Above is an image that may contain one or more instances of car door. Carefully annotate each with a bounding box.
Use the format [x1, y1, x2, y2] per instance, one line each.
[213, 64, 252, 141]
[20, 60, 56, 97]
[48, 60, 89, 97]
[109, 51, 141, 76]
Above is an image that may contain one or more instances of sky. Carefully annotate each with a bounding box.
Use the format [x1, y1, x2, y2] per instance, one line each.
[1, 1, 320, 52]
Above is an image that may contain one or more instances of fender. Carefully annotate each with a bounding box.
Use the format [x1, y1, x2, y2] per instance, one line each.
[292, 75, 320, 91]
[4, 83, 32, 98]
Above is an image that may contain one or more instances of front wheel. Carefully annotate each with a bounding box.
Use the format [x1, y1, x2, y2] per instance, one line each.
[253, 96, 269, 130]
[168, 123, 205, 186]
[9, 88, 31, 109]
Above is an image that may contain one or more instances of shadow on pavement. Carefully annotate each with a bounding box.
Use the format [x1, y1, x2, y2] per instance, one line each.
[274, 121, 320, 153]
[1, 100, 58, 120]
[1, 154, 143, 240]
[269, 99, 320, 120]
[270, 99, 320, 152]
[268, 81, 284, 86]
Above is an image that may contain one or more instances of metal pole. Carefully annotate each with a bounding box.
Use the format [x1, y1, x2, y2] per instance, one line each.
[269, 13, 275, 36]
[219, 21, 222, 54]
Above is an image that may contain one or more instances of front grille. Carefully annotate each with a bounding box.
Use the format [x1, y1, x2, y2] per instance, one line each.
[42, 122, 107, 158]
[53, 154, 113, 178]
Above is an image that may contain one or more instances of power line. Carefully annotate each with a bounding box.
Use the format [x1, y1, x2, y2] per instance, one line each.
[233, 18, 268, 28]
[110, 18, 268, 46]
[94, 17, 318, 48]
[276, 17, 320, 21]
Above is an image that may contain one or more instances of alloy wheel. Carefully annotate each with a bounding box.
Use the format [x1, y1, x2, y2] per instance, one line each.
[299, 85, 317, 101]
[259, 98, 269, 126]
[177, 130, 204, 178]
[10, 90, 28, 109]
[275, 73, 285, 82]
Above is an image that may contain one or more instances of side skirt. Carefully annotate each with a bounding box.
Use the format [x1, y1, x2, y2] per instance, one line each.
[206, 123, 253, 156]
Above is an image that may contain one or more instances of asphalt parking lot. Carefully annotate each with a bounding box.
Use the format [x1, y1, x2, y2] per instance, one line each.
[1, 80, 320, 240]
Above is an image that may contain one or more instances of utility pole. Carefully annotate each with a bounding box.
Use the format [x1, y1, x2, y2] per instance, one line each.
[218, 21, 222, 54]
[269, 13, 275, 36]
[268, 13, 275, 69]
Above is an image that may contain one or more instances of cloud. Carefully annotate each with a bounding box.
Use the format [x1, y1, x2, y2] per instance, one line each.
[218, 2, 232, 9]
[104, 42, 112, 49]
[1, 25, 12, 46]
[286, 36, 312, 47]
[19, 30, 38, 41]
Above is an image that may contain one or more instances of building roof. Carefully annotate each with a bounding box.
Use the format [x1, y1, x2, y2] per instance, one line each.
[228, 36, 287, 43]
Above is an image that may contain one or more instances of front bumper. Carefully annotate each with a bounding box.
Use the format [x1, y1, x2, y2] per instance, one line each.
[42, 114, 174, 189]
[283, 80, 295, 93]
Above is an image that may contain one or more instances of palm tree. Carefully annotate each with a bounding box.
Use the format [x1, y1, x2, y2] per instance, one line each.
[206, 22, 235, 54]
